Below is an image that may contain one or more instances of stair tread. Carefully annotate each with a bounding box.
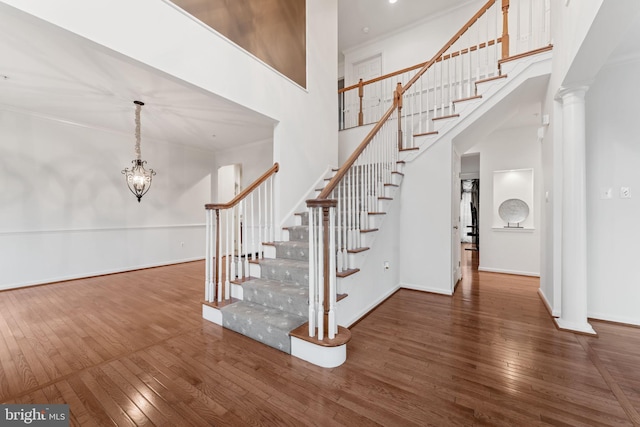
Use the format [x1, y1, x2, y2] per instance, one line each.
[221, 301, 307, 353]
[337, 268, 360, 278]
[242, 278, 308, 317]
[257, 257, 309, 285]
[347, 247, 369, 254]
[272, 240, 309, 261]
[433, 113, 460, 121]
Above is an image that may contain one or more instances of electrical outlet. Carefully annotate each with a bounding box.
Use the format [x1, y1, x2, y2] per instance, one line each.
[620, 187, 631, 199]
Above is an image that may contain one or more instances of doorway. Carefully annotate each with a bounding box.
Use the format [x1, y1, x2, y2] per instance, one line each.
[461, 179, 480, 251]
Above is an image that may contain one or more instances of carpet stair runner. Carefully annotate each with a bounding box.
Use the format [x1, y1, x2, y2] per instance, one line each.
[219, 213, 311, 354]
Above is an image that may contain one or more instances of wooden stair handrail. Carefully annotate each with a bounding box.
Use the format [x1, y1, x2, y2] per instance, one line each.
[315, 104, 398, 200]
[401, 0, 497, 97]
[338, 36, 502, 95]
[317, 0, 500, 201]
[205, 162, 279, 210]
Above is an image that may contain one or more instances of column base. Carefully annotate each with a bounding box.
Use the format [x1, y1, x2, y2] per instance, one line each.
[554, 317, 597, 336]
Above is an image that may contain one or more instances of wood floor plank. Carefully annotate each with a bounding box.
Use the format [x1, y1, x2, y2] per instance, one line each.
[1, 255, 640, 425]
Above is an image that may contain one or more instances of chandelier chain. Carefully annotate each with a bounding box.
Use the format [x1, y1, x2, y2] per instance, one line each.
[134, 103, 142, 160]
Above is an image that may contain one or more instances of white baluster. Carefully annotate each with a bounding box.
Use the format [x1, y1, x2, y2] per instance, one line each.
[237, 207, 241, 284]
[341, 179, 348, 269]
[225, 208, 231, 296]
[256, 186, 261, 258]
[227, 205, 237, 284]
[242, 199, 248, 279]
[336, 182, 343, 272]
[249, 193, 257, 259]
[317, 208, 324, 341]
[205, 209, 211, 302]
[308, 207, 316, 337]
[328, 205, 337, 340]
[217, 212, 223, 302]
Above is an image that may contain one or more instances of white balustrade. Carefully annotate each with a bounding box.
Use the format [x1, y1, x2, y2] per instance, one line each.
[204, 164, 278, 304]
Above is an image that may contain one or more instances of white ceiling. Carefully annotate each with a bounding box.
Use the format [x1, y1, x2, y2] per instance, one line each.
[338, 0, 473, 55]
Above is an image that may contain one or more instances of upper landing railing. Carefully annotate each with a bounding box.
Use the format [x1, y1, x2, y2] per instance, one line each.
[309, 0, 551, 342]
[339, 0, 551, 136]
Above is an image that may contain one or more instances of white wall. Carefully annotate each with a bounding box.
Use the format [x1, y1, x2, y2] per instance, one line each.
[342, 1, 483, 86]
[585, 59, 640, 326]
[539, 0, 640, 315]
[337, 191, 401, 327]
[399, 139, 453, 294]
[213, 139, 273, 203]
[2, 0, 339, 240]
[467, 126, 542, 277]
[0, 108, 214, 289]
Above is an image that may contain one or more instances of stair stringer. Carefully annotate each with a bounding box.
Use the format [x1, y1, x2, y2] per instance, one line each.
[400, 50, 553, 163]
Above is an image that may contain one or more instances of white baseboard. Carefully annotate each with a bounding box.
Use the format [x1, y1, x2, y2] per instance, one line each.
[400, 282, 453, 296]
[537, 288, 559, 317]
[477, 266, 540, 277]
[588, 312, 640, 328]
[343, 284, 400, 328]
[0, 257, 205, 292]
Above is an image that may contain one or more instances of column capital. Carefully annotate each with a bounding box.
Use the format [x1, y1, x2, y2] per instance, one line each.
[556, 85, 590, 103]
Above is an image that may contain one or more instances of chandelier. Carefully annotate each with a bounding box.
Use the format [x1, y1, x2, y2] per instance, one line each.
[122, 100, 156, 202]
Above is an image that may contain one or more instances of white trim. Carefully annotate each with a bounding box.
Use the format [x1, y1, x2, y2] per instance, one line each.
[477, 266, 540, 277]
[399, 282, 453, 296]
[537, 288, 559, 317]
[160, 0, 308, 92]
[0, 223, 205, 236]
[290, 337, 347, 368]
[554, 317, 596, 335]
[0, 257, 205, 292]
[202, 304, 223, 326]
[588, 312, 640, 328]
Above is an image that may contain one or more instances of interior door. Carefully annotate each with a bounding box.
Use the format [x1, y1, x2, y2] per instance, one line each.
[352, 54, 382, 124]
[452, 150, 461, 290]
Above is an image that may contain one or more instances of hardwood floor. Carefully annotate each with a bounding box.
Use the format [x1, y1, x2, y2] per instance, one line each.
[1, 251, 640, 425]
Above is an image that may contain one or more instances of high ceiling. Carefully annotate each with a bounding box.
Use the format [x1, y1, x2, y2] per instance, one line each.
[1, 0, 636, 155]
[0, 0, 477, 154]
[0, 2, 276, 152]
[338, 0, 473, 55]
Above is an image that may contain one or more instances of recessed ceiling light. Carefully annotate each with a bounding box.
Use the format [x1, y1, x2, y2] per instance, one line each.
[389, 0, 398, 4]
[362, 27, 370, 34]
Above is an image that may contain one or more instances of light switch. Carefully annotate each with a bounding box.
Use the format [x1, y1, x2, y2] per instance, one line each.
[620, 187, 631, 199]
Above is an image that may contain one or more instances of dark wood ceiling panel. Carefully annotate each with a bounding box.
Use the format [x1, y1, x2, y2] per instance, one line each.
[171, 0, 306, 88]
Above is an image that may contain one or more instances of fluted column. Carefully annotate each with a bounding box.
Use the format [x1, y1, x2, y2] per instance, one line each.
[555, 86, 596, 335]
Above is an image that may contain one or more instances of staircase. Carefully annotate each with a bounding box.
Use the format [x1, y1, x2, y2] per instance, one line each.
[203, 0, 553, 368]
[219, 218, 312, 354]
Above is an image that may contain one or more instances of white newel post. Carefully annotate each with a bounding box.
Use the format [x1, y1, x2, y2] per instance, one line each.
[555, 86, 596, 335]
